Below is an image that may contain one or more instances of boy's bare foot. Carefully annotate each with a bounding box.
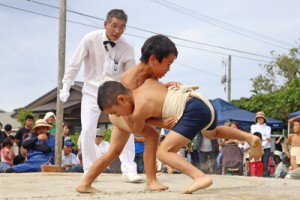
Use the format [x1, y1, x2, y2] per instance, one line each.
[145, 180, 169, 191]
[249, 135, 264, 161]
[76, 184, 100, 193]
[182, 174, 212, 194]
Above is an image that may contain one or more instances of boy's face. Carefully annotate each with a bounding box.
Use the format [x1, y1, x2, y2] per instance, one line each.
[293, 121, 300, 133]
[25, 119, 34, 129]
[104, 95, 133, 117]
[151, 53, 176, 79]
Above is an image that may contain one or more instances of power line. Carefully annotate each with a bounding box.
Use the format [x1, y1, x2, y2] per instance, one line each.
[0, 2, 272, 63]
[23, 0, 274, 60]
[150, 0, 293, 49]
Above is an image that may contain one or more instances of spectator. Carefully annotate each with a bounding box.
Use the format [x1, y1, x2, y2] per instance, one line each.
[15, 114, 34, 149]
[134, 135, 145, 174]
[249, 132, 264, 177]
[274, 153, 290, 178]
[273, 135, 284, 171]
[62, 140, 82, 173]
[13, 146, 27, 165]
[251, 111, 271, 177]
[95, 129, 110, 173]
[43, 112, 56, 136]
[5, 119, 55, 173]
[189, 135, 200, 168]
[0, 137, 13, 172]
[285, 117, 300, 171]
[198, 132, 219, 174]
[0, 124, 12, 144]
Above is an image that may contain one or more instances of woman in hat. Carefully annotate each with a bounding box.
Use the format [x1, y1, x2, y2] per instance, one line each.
[251, 111, 271, 177]
[5, 119, 55, 173]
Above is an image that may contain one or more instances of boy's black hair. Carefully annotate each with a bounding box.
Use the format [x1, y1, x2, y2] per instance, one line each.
[1, 137, 13, 148]
[4, 124, 12, 131]
[25, 114, 34, 121]
[140, 34, 178, 64]
[253, 132, 262, 141]
[98, 81, 130, 111]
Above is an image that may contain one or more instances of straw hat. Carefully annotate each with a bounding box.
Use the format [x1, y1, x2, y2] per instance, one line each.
[254, 111, 267, 123]
[30, 119, 53, 133]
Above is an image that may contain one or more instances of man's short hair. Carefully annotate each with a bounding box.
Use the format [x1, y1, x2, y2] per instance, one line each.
[25, 114, 34, 121]
[106, 9, 128, 23]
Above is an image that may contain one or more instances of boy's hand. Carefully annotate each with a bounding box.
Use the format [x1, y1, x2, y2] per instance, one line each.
[165, 81, 182, 88]
[162, 116, 177, 129]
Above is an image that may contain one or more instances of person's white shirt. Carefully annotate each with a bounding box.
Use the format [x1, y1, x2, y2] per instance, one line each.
[251, 123, 271, 149]
[61, 151, 80, 166]
[95, 140, 110, 158]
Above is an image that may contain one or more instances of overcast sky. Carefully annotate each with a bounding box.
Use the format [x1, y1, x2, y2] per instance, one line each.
[1, 0, 299, 112]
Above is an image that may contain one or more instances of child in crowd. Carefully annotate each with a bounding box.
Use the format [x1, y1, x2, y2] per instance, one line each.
[0, 137, 13, 172]
[250, 132, 264, 177]
[285, 116, 300, 170]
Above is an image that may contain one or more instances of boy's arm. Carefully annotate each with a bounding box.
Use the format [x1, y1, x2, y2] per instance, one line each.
[288, 115, 300, 124]
[146, 116, 177, 129]
[284, 135, 292, 157]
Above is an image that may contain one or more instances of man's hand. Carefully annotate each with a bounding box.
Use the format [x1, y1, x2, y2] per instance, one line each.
[37, 134, 48, 141]
[59, 90, 70, 102]
[59, 83, 71, 102]
[165, 81, 182, 88]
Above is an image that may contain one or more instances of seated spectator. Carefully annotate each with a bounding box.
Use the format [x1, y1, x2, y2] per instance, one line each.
[95, 129, 110, 173]
[13, 146, 27, 165]
[274, 153, 290, 178]
[62, 140, 82, 173]
[0, 124, 12, 144]
[0, 137, 13, 172]
[5, 119, 55, 173]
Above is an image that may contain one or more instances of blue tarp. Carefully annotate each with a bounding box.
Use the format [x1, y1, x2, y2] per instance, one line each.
[211, 98, 284, 130]
[288, 110, 300, 119]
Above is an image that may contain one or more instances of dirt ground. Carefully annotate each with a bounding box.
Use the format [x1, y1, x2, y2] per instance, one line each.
[0, 173, 299, 200]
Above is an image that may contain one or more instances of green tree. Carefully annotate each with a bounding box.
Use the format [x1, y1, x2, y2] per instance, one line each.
[232, 45, 300, 122]
[16, 108, 36, 127]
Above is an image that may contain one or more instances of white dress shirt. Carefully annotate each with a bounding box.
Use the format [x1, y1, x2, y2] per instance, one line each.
[251, 123, 271, 149]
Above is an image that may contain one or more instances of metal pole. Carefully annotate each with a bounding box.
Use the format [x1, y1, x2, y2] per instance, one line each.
[228, 55, 232, 102]
[55, 0, 67, 171]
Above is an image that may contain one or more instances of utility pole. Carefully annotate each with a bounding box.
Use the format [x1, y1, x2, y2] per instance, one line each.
[55, 0, 66, 171]
[227, 55, 232, 102]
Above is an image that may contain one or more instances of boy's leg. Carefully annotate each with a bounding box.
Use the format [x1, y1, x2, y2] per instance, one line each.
[157, 131, 213, 194]
[140, 125, 168, 191]
[76, 126, 131, 193]
[202, 126, 263, 160]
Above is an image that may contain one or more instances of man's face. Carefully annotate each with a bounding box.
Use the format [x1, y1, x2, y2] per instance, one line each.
[35, 126, 49, 135]
[104, 17, 126, 41]
[63, 146, 72, 155]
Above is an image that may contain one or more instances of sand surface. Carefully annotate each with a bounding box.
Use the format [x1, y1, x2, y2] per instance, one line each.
[0, 173, 299, 200]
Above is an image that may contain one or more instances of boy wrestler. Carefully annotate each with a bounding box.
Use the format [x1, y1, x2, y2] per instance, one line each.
[77, 79, 263, 194]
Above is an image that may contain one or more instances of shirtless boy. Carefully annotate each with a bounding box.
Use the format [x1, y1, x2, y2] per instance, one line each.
[78, 78, 263, 194]
[285, 117, 300, 170]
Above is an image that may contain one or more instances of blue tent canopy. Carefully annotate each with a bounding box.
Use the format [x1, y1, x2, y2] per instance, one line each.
[211, 98, 284, 130]
[288, 110, 300, 119]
